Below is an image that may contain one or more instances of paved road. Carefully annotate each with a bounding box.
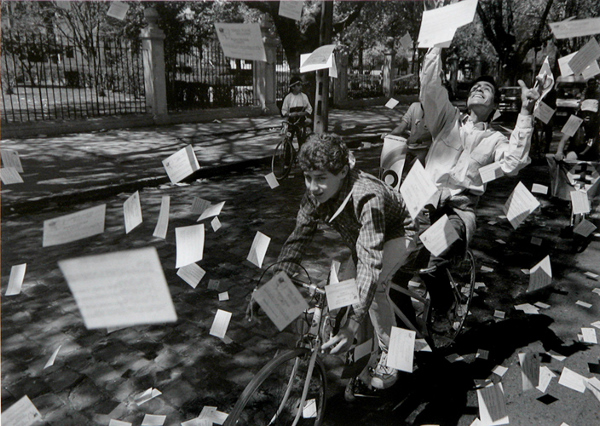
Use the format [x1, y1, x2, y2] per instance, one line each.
[3, 108, 600, 425]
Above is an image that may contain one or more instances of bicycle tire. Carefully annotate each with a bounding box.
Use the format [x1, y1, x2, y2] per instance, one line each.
[272, 138, 295, 180]
[224, 348, 327, 426]
[426, 249, 476, 349]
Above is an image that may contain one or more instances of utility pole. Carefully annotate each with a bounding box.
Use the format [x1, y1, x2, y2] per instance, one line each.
[313, 0, 333, 135]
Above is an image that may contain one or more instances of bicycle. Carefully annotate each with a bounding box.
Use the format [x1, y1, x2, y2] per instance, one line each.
[271, 116, 310, 180]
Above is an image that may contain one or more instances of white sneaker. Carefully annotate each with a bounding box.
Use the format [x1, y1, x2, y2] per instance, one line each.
[369, 351, 399, 390]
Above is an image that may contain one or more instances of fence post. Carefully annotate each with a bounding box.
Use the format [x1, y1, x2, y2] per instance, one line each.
[140, 7, 167, 119]
[254, 18, 279, 114]
[382, 37, 396, 98]
[333, 49, 348, 106]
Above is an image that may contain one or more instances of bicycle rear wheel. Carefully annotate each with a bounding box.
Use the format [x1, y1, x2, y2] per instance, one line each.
[272, 139, 295, 180]
[224, 348, 326, 426]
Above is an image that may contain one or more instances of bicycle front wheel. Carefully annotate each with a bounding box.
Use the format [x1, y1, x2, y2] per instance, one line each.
[272, 139, 295, 180]
[225, 348, 327, 426]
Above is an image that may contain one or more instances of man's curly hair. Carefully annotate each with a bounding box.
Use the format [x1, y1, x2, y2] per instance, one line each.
[297, 133, 349, 174]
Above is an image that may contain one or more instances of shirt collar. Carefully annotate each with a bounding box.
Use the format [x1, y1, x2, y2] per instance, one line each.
[461, 113, 490, 131]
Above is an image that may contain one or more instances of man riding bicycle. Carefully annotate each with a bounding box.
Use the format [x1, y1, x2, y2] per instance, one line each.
[281, 76, 313, 148]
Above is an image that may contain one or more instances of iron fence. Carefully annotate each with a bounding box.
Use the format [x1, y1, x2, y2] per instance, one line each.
[276, 44, 291, 109]
[165, 39, 255, 111]
[1, 31, 146, 123]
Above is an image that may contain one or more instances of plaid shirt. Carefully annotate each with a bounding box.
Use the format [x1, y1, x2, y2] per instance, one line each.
[277, 169, 411, 323]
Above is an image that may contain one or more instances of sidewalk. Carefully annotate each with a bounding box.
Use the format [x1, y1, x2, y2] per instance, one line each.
[1, 106, 405, 216]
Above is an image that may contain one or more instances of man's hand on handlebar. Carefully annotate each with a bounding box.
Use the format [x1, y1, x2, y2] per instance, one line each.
[554, 151, 565, 161]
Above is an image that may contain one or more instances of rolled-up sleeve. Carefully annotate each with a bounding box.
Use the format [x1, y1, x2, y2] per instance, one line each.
[495, 114, 533, 175]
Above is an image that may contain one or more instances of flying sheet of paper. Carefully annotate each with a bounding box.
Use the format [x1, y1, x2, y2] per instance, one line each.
[400, 32, 413, 50]
[198, 406, 228, 425]
[534, 101, 555, 125]
[582, 60, 600, 79]
[528, 255, 552, 292]
[177, 263, 206, 289]
[58, 247, 177, 329]
[162, 145, 200, 184]
[325, 278, 360, 310]
[537, 366, 557, 393]
[278, 0, 303, 21]
[561, 115, 584, 137]
[208, 279, 220, 290]
[479, 162, 505, 184]
[417, 0, 478, 48]
[558, 367, 587, 392]
[300, 44, 336, 73]
[107, 1, 130, 20]
[558, 51, 577, 77]
[503, 181, 540, 229]
[381, 135, 407, 190]
[387, 326, 416, 373]
[329, 260, 341, 284]
[153, 195, 170, 239]
[109, 420, 132, 426]
[568, 38, 600, 76]
[141, 414, 166, 426]
[531, 183, 548, 195]
[252, 272, 309, 331]
[134, 387, 162, 405]
[419, 214, 460, 257]
[6, 263, 27, 296]
[514, 303, 539, 314]
[518, 352, 540, 391]
[191, 197, 211, 215]
[1, 149, 24, 172]
[209, 309, 232, 339]
[587, 377, 600, 403]
[1, 395, 43, 426]
[570, 190, 590, 215]
[198, 201, 225, 221]
[492, 365, 508, 377]
[181, 417, 212, 426]
[400, 160, 439, 220]
[211, 217, 222, 232]
[385, 98, 399, 109]
[175, 224, 205, 268]
[573, 218, 596, 237]
[44, 344, 62, 369]
[218, 291, 229, 301]
[215, 23, 266, 62]
[247, 231, 270, 268]
[582, 327, 598, 344]
[265, 172, 279, 189]
[43, 204, 106, 247]
[477, 383, 509, 425]
[302, 398, 317, 418]
[549, 16, 600, 39]
[123, 191, 143, 234]
[536, 56, 555, 105]
[0, 167, 24, 184]
[576, 300, 593, 308]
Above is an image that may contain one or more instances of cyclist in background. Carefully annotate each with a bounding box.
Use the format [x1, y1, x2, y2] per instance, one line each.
[275, 133, 417, 390]
[281, 75, 313, 148]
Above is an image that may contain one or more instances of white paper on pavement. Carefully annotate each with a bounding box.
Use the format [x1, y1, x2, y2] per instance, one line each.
[1, 395, 43, 426]
[479, 162, 505, 184]
[278, 0, 303, 21]
[181, 418, 211, 426]
[1, 149, 24, 172]
[581, 327, 598, 344]
[247, 231, 270, 268]
[385, 98, 399, 109]
[162, 145, 200, 184]
[198, 406, 228, 425]
[568, 38, 600, 76]
[175, 224, 205, 268]
[325, 278, 360, 310]
[531, 183, 549, 195]
[561, 114, 584, 137]
[503, 182, 540, 229]
[219, 291, 229, 301]
[43, 204, 106, 247]
[134, 387, 162, 405]
[215, 23, 266, 62]
[58, 247, 177, 329]
[265, 172, 279, 189]
[123, 191, 143, 234]
[533, 101, 555, 125]
[302, 399, 317, 418]
[558, 366, 587, 392]
[107, 1, 129, 20]
[44, 344, 62, 369]
[400, 160, 439, 220]
[527, 255, 552, 292]
[198, 201, 225, 221]
[549, 16, 600, 39]
[300, 44, 336, 73]
[417, 0, 478, 48]
[419, 214, 460, 257]
[477, 383, 509, 425]
[537, 365, 557, 393]
[153, 195, 170, 239]
[0, 167, 24, 184]
[573, 218, 596, 237]
[6, 263, 27, 296]
[177, 263, 206, 289]
[570, 190, 590, 215]
[209, 309, 232, 339]
[252, 272, 309, 331]
[386, 326, 416, 373]
[518, 352, 540, 391]
[587, 377, 600, 401]
[141, 414, 166, 426]
[109, 419, 132, 426]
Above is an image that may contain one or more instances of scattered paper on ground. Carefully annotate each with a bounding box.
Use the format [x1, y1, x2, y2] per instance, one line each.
[141, 413, 166, 426]
[134, 388, 162, 405]
[477, 383, 509, 425]
[558, 367, 587, 392]
[518, 352, 540, 391]
[528, 255, 552, 292]
[537, 366, 557, 393]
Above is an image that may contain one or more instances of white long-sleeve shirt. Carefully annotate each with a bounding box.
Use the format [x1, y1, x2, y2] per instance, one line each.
[281, 92, 312, 117]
